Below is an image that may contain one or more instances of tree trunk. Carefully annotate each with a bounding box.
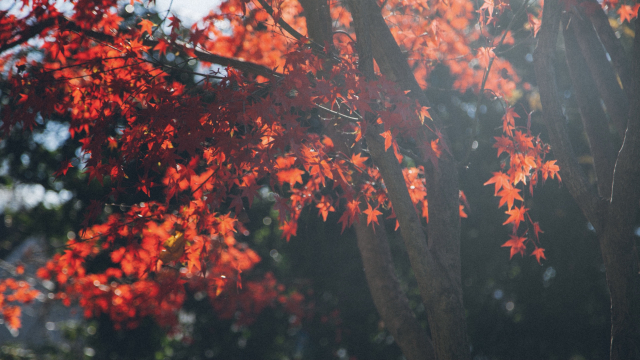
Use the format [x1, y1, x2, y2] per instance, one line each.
[298, 0, 471, 359]
[534, 3, 640, 359]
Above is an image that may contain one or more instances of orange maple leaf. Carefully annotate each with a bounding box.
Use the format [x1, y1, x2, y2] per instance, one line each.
[363, 203, 382, 227]
[493, 136, 514, 157]
[484, 171, 510, 195]
[138, 19, 155, 36]
[351, 153, 368, 170]
[497, 185, 523, 210]
[459, 204, 468, 218]
[276, 168, 305, 187]
[418, 106, 432, 123]
[316, 196, 335, 221]
[502, 107, 519, 137]
[380, 130, 393, 151]
[501, 234, 527, 259]
[618, 4, 640, 23]
[531, 247, 546, 264]
[503, 205, 527, 229]
[532, 221, 544, 241]
[540, 160, 561, 182]
[281, 220, 298, 241]
[338, 199, 361, 233]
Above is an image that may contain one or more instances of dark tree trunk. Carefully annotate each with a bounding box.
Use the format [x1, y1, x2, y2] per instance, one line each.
[535, 3, 640, 359]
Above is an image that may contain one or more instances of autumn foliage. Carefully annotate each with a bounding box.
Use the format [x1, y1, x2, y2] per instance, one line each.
[485, 105, 561, 263]
[0, 0, 638, 357]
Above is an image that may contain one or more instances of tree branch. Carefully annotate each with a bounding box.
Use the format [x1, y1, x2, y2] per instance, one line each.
[562, 16, 616, 199]
[0, 16, 57, 54]
[532, 0, 601, 231]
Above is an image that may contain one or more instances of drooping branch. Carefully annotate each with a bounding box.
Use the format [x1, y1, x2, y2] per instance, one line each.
[532, 0, 602, 231]
[562, 16, 616, 199]
[354, 217, 435, 360]
[570, 12, 629, 138]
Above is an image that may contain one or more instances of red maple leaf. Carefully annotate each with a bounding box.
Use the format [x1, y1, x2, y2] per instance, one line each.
[154, 39, 170, 56]
[54, 160, 73, 178]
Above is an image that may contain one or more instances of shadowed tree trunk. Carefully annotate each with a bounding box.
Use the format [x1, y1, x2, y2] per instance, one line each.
[534, 1, 640, 359]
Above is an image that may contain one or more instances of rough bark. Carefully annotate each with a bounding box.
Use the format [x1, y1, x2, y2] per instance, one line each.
[535, 3, 640, 359]
[365, 124, 469, 360]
